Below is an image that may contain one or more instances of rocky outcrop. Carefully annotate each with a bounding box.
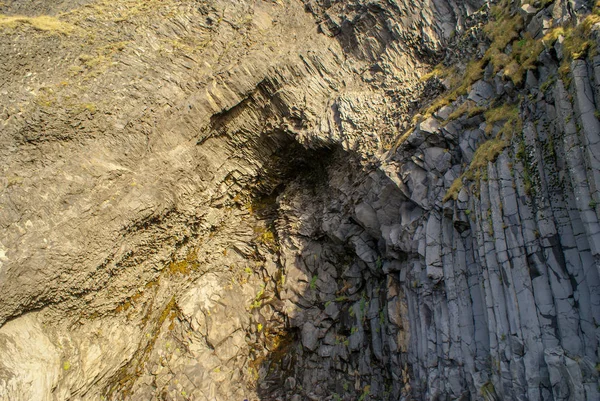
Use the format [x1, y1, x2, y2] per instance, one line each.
[1, 0, 600, 400]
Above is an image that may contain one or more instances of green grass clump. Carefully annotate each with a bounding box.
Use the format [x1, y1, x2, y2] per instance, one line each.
[506, 34, 544, 84]
[467, 138, 508, 174]
[484, 104, 519, 135]
[421, 61, 484, 119]
[447, 100, 485, 120]
[471, 104, 520, 173]
[556, 27, 593, 59]
[443, 177, 464, 202]
[443, 104, 520, 201]
[539, 76, 556, 92]
[433, 0, 600, 202]
[417, 0, 526, 122]
[542, 1, 600, 84]
[419, 63, 453, 83]
[310, 275, 318, 290]
[419, 0, 557, 109]
[483, 0, 545, 86]
[358, 385, 371, 401]
[484, 2, 523, 51]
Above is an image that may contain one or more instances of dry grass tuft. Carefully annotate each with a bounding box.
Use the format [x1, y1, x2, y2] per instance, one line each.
[0, 14, 75, 34]
[443, 103, 520, 201]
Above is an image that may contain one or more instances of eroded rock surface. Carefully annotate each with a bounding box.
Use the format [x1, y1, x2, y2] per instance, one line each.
[1, 0, 600, 400]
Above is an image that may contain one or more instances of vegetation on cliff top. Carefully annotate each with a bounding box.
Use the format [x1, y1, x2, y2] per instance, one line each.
[421, 0, 600, 202]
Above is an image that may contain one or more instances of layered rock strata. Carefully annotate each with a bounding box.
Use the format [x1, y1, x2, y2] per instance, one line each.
[1, 0, 600, 400]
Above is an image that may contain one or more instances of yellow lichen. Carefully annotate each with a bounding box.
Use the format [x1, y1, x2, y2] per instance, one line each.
[167, 249, 199, 276]
[254, 226, 279, 251]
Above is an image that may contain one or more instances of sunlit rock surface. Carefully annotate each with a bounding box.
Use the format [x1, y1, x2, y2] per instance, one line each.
[1, 0, 600, 400]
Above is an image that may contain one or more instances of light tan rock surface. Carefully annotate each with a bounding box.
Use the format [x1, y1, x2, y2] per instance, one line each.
[1, 0, 600, 400]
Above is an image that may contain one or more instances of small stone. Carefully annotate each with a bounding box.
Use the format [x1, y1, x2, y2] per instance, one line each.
[435, 105, 453, 121]
[301, 322, 319, 351]
[419, 117, 441, 134]
[467, 80, 494, 106]
[520, 4, 537, 16]
[285, 377, 296, 391]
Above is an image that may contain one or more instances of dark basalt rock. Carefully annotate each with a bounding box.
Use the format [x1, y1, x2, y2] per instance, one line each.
[1, 1, 600, 400]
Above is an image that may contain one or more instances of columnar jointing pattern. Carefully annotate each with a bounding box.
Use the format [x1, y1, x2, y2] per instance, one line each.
[1, 0, 600, 400]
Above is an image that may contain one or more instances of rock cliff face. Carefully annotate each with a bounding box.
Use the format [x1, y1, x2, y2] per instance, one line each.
[1, 0, 600, 400]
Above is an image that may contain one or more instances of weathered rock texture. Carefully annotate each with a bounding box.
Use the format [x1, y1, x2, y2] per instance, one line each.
[1, 0, 600, 400]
